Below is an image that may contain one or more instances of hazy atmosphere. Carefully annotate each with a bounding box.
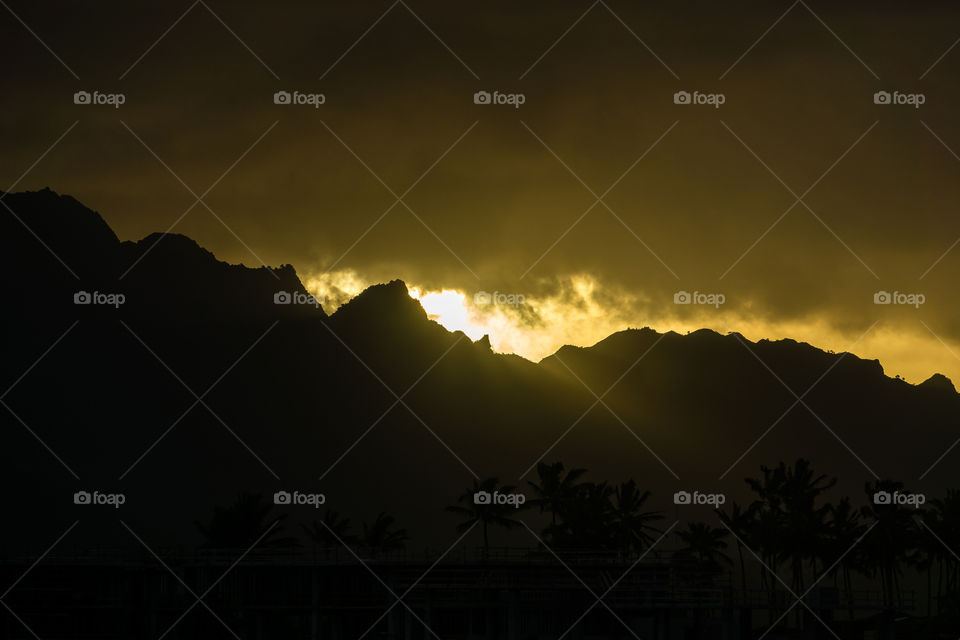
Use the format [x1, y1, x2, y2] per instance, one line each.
[5, 3, 960, 637]
[6, 0, 960, 381]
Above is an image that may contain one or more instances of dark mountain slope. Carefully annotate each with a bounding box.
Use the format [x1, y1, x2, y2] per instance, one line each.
[0, 189, 956, 551]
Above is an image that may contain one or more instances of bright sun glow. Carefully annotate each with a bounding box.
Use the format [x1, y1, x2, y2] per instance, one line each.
[408, 288, 486, 341]
[305, 272, 960, 382]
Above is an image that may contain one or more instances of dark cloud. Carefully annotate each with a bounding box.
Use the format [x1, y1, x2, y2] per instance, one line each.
[4, 0, 960, 380]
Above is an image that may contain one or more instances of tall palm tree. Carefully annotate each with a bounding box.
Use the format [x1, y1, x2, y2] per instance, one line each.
[195, 492, 299, 549]
[301, 509, 357, 550]
[446, 477, 525, 558]
[362, 512, 408, 555]
[611, 479, 663, 554]
[824, 497, 867, 621]
[550, 481, 616, 550]
[718, 502, 754, 601]
[674, 522, 731, 581]
[527, 461, 587, 529]
[748, 459, 836, 592]
[860, 479, 918, 612]
[925, 489, 960, 615]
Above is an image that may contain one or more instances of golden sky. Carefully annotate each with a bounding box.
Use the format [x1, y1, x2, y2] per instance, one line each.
[4, 0, 960, 384]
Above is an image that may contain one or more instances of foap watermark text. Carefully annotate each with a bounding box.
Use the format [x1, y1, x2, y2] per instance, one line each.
[474, 290, 525, 308]
[673, 490, 726, 506]
[74, 90, 125, 108]
[274, 291, 323, 307]
[74, 291, 126, 308]
[873, 90, 925, 108]
[74, 490, 126, 508]
[674, 90, 725, 108]
[274, 490, 326, 508]
[474, 490, 526, 508]
[874, 290, 925, 308]
[474, 90, 525, 108]
[674, 290, 725, 308]
[274, 90, 326, 108]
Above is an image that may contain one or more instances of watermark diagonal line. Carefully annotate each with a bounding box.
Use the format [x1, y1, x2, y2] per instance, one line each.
[555, 521, 679, 640]
[917, 319, 960, 479]
[319, 120, 402, 198]
[756, 521, 877, 640]
[719, 0, 800, 80]
[917, 122, 960, 279]
[721, 521, 843, 640]
[399, 0, 478, 79]
[520, 331, 669, 479]
[398, 201, 480, 278]
[316, 332, 465, 481]
[0, 520, 78, 599]
[520, 120, 680, 280]
[920, 36, 960, 80]
[0, 0, 79, 79]
[552, 353, 678, 479]
[120, 0, 201, 79]
[921, 120, 960, 162]
[320, 519, 445, 640]
[520, 0, 600, 80]
[719, 120, 879, 280]
[0, 121, 83, 279]
[318, 120, 479, 279]
[720, 1, 877, 80]
[199, 0, 279, 79]
[319, 323, 478, 479]
[520, 1, 676, 80]
[798, 1, 878, 79]
[357, 521, 479, 640]
[122, 521, 242, 640]
[521, 121, 600, 197]
[400, 120, 479, 198]
[194, 199, 280, 277]
[318, 0, 475, 81]
[0, 198, 80, 279]
[521, 520, 669, 640]
[119, 321, 280, 480]
[919, 520, 960, 562]
[723, 325, 880, 480]
[320, 0, 401, 80]
[0, 601, 41, 640]
[120, 0, 278, 80]
[0, 320, 80, 476]
[598, 1, 678, 79]
[2, 321, 78, 400]
[156, 521, 279, 640]
[1, 400, 80, 479]
[119, 120, 280, 280]
[3, 121, 80, 196]
[799, 202, 879, 279]
[120, 120, 201, 197]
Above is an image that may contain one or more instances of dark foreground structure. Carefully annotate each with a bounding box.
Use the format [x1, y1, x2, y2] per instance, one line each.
[0, 547, 921, 639]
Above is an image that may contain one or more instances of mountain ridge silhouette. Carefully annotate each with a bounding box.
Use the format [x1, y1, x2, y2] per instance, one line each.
[2, 189, 957, 549]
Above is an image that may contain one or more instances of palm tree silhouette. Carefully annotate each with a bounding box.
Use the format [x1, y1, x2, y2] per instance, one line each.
[674, 522, 731, 582]
[923, 489, 960, 616]
[446, 477, 525, 558]
[195, 492, 298, 549]
[860, 479, 918, 613]
[301, 509, 357, 555]
[718, 502, 753, 601]
[527, 461, 586, 528]
[550, 481, 615, 550]
[746, 459, 836, 593]
[361, 512, 408, 555]
[611, 479, 663, 554]
[824, 497, 867, 620]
